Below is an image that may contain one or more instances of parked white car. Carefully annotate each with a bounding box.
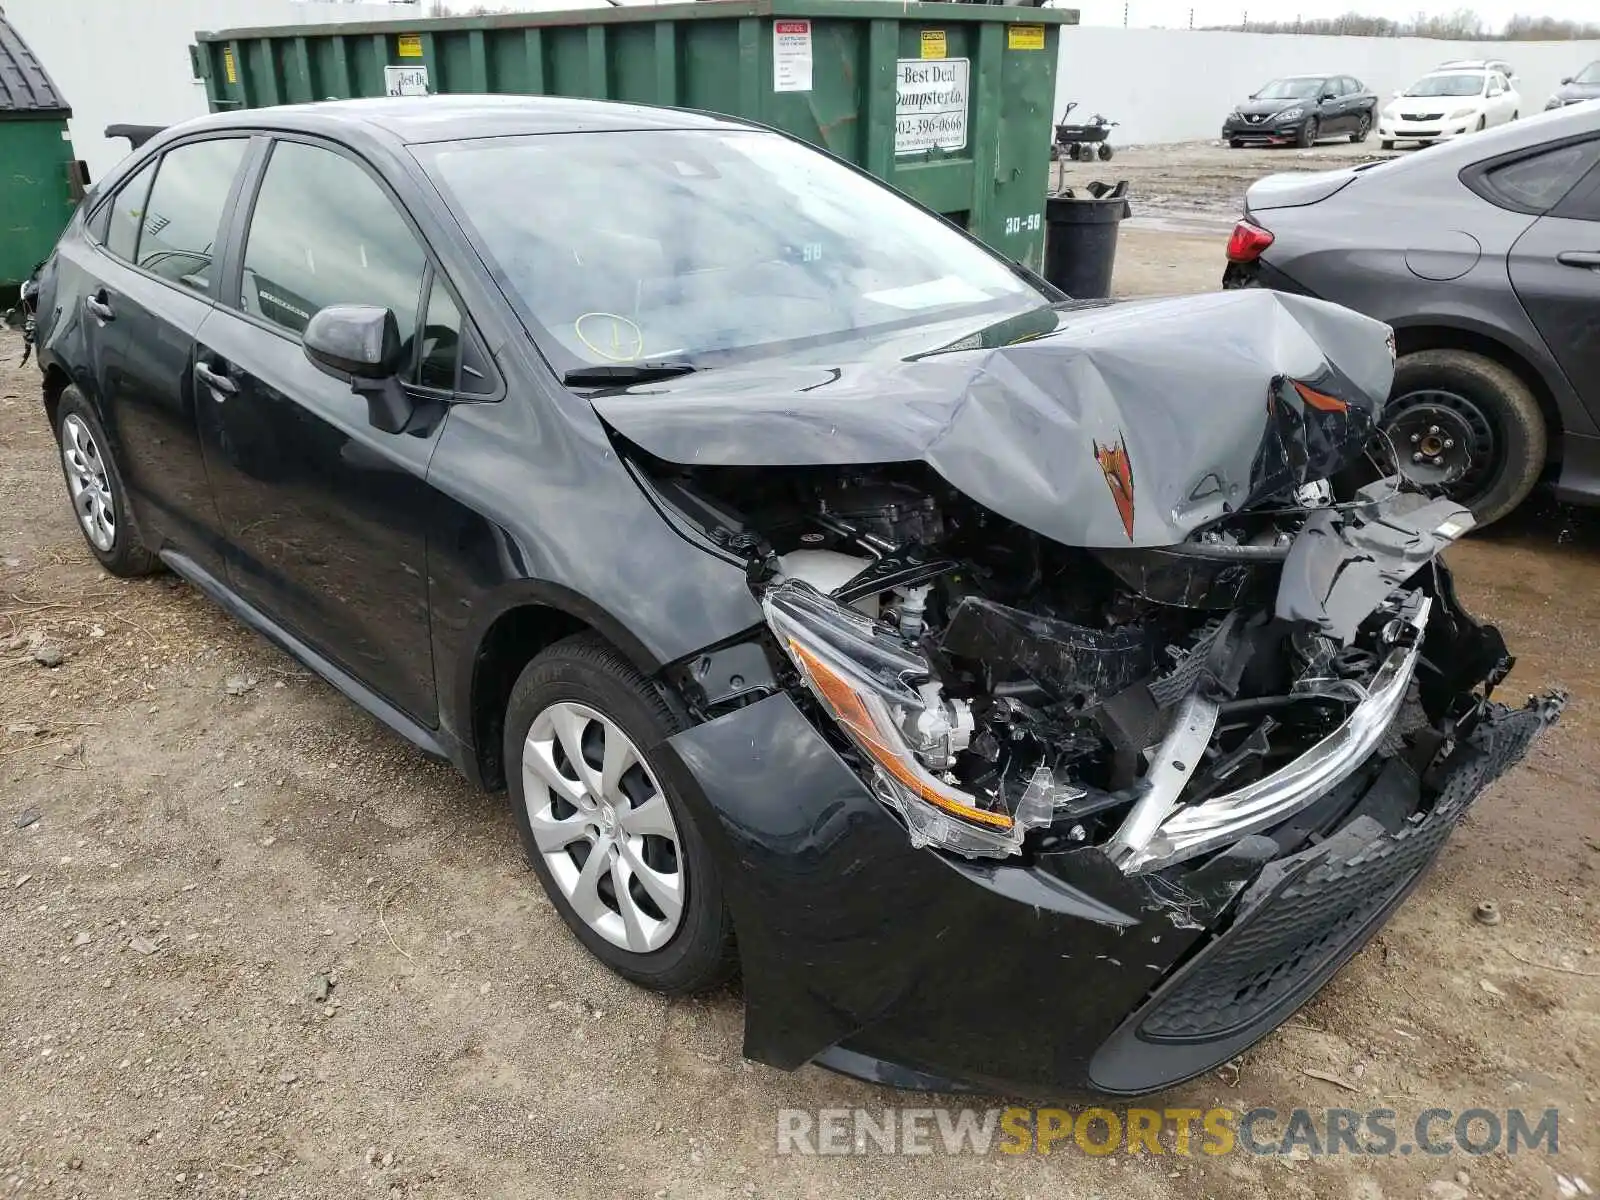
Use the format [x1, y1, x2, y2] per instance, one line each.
[1378, 68, 1521, 148]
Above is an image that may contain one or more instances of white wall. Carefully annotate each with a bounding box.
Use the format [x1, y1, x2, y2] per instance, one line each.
[2, 0, 405, 179]
[1056, 28, 1600, 144]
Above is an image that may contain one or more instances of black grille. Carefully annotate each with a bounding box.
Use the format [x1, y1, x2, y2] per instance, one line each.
[1136, 695, 1560, 1044]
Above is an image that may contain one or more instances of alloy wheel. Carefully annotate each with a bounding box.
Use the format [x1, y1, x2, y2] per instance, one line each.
[61, 414, 116, 552]
[521, 701, 684, 953]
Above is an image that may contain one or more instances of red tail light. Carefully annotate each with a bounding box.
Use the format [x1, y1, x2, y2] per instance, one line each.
[1226, 220, 1275, 264]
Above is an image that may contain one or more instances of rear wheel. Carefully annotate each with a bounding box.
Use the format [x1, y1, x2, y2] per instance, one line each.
[1351, 113, 1372, 143]
[1378, 349, 1547, 528]
[54, 388, 159, 577]
[504, 633, 736, 994]
[1296, 117, 1320, 148]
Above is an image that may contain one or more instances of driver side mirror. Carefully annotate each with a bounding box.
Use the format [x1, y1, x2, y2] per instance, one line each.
[1321, 92, 1337, 102]
[303, 304, 414, 434]
[1561, 77, 1572, 85]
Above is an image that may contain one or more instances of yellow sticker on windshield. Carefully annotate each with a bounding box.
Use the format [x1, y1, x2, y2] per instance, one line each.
[1008, 24, 1045, 50]
[397, 34, 424, 58]
[920, 30, 947, 59]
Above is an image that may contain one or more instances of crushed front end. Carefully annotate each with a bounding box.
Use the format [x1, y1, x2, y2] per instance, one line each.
[612, 292, 1564, 1095]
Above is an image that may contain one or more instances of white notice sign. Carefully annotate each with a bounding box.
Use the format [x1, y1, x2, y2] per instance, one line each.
[384, 65, 429, 97]
[773, 20, 813, 93]
[895, 58, 969, 155]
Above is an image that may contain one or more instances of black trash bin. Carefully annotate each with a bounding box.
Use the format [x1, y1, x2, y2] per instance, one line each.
[1043, 181, 1131, 299]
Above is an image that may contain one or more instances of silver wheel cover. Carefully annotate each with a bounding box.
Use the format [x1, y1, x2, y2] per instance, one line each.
[61, 414, 116, 553]
[521, 701, 685, 953]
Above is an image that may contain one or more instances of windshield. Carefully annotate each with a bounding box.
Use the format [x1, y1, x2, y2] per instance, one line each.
[1575, 62, 1600, 85]
[426, 129, 1046, 367]
[1405, 74, 1485, 97]
[1255, 78, 1323, 100]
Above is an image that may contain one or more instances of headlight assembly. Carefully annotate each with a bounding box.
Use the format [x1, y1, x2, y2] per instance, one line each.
[1449, 107, 1478, 119]
[762, 581, 1058, 858]
[1278, 106, 1305, 121]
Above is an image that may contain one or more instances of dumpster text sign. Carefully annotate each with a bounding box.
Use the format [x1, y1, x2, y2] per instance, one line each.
[895, 59, 969, 155]
[384, 65, 429, 97]
[773, 20, 813, 93]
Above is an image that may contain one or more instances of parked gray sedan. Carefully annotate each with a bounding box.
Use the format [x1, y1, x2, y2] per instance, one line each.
[1224, 103, 1600, 525]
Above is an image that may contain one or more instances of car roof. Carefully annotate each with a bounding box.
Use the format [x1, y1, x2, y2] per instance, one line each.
[164, 94, 746, 146]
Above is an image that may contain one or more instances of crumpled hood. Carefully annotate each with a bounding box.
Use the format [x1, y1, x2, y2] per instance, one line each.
[594, 290, 1395, 549]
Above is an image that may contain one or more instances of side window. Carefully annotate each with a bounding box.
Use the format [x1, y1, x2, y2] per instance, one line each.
[415, 281, 461, 391]
[241, 140, 426, 344]
[1473, 141, 1600, 213]
[102, 160, 157, 263]
[137, 139, 248, 295]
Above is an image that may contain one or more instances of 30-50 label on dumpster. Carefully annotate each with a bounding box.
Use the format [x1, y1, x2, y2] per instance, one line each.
[895, 59, 969, 155]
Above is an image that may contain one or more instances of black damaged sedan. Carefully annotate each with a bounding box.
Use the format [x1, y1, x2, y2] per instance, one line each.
[28, 97, 1561, 1097]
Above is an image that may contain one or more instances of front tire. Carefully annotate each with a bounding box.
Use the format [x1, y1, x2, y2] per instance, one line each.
[54, 388, 159, 577]
[1296, 117, 1320, 148]
[1382, 350, 1547, 528]
[1351, 113, 1372, 143]
[1229, 138, 1245, 149]
[1097, 142, 1114, 161]
[1381, 139, 1396, 150]
[504, 633, 736, 994]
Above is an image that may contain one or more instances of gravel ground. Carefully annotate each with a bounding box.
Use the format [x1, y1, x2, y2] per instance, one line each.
[1, 174, 1597, 1197]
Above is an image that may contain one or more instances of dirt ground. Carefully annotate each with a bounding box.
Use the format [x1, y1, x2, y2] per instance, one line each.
[2, 142, 1598, 1199]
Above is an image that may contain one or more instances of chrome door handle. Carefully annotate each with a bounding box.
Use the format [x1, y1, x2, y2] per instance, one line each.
[1556, 251, 1600, 270]
[84, 295, 114, 322]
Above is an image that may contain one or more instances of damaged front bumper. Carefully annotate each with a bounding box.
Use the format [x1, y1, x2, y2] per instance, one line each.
[657, 682, 1562, 1098]
[652, 480, 1563, 1097]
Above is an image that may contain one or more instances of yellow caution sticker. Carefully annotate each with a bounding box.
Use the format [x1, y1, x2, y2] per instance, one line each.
[1008, 24, 1046, 50]
[397, 33, 424, 58]
[223, 47, 238, 85]
[920, 30, 947, 59]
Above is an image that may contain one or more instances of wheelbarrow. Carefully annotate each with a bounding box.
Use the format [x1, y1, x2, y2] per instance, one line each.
[1051, 103, 1119, 162]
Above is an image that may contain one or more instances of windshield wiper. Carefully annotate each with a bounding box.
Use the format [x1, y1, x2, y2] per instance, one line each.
[562, 361, 698, 386]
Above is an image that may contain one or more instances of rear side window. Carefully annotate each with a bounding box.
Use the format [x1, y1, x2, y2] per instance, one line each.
[240, 140, 426, 342]
[137, 139, 248, 295]
[1471, 140, 1600, 213]
[103, 160, 156, 263]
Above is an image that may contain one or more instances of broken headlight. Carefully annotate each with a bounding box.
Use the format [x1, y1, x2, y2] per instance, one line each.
[762, 581, 1051, 858]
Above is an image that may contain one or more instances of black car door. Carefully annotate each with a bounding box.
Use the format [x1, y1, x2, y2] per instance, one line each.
[1507, 148, 1600, 419]
[70, 136, 251, 578]
[192, 135, 449, 726]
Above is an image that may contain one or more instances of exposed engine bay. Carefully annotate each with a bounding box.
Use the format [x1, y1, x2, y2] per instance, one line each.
[638, 455, 1552, 871]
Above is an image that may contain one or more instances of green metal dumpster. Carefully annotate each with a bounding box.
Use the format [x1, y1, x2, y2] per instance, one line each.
[0, 13, 77, 296]
[192, 1, 1077, 270]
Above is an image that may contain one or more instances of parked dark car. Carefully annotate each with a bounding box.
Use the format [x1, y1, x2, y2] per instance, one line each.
[1223, 75, 1377, 147]
[1546, 62, 1600, 109]
[1224, 103, 1600, 527]
[30, 97, 1560, 1098]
